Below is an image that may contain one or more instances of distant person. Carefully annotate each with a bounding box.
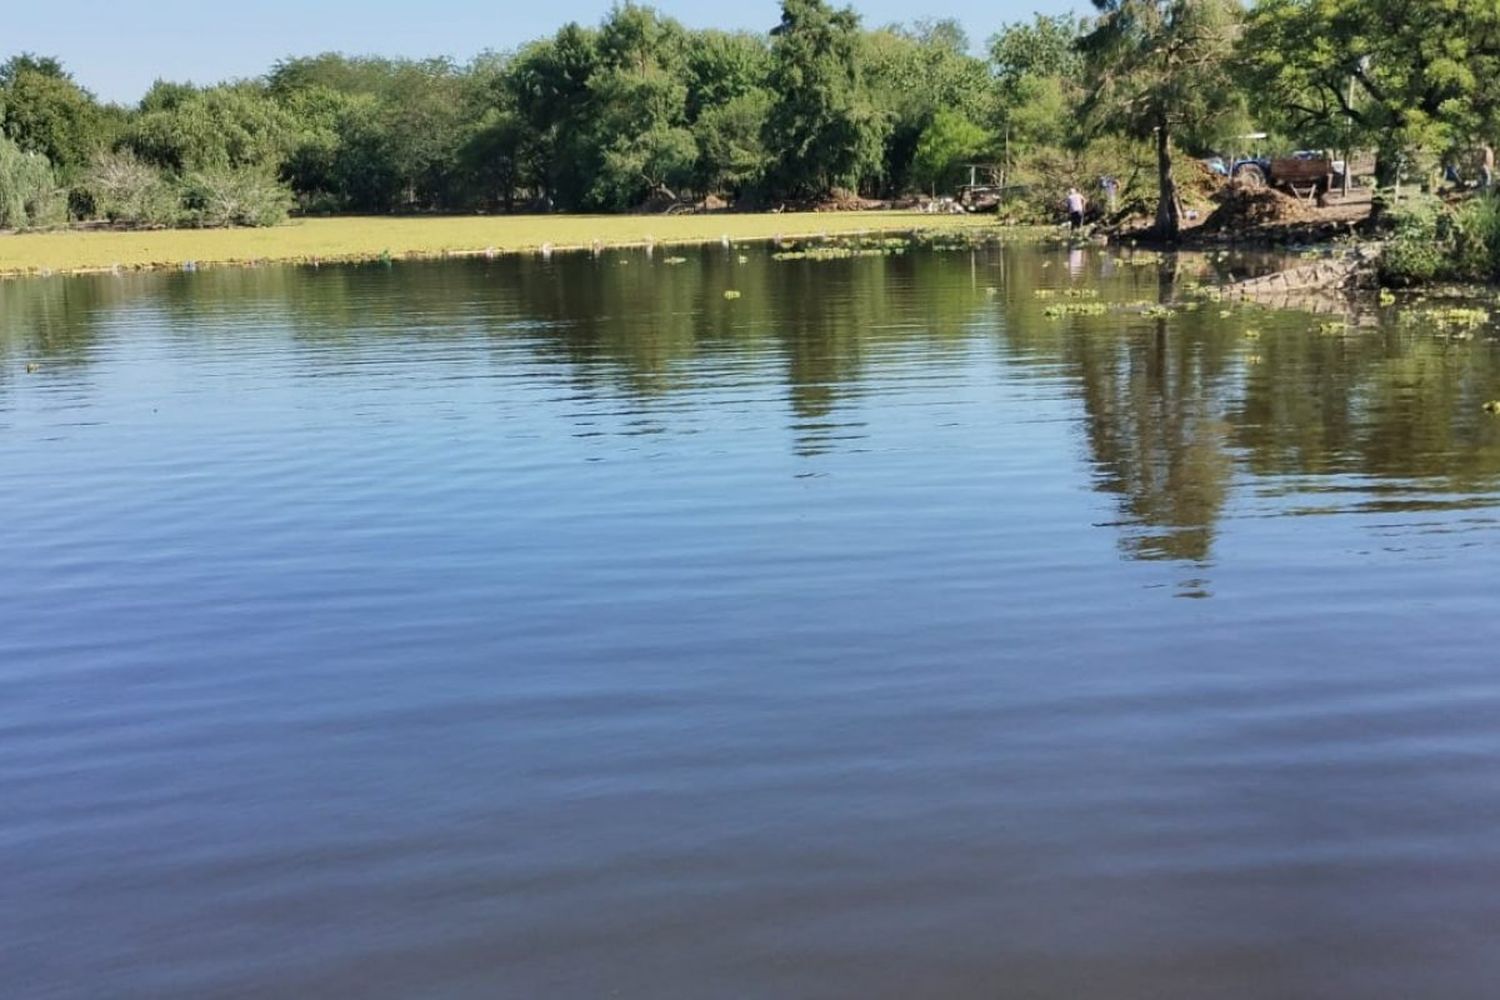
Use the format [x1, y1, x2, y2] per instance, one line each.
[1482, 145, 1495, 191]
[1065, 188, 1086, 233]
[1100, 176, 1119, 214]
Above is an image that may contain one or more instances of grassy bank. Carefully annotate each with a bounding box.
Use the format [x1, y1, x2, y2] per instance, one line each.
[0, 212, 998, 277]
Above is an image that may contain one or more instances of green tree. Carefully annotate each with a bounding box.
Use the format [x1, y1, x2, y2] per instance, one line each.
[1081, 0, 1243, 238]
[587, 5, 696, 208]
[694, 90, 772, 196]
[684, 31, 770, 119]
[764, 0, 889, 199]
[864, 20, 992, 194]
[0, 133, 66, 227]
[0, 55, 110, 178]
[506, 24, 604, 209]
[912, 108, 988, 194]
[125, 83, 295, 172]
[989, 15, 1085, 159]
[1242, 0, 1500, 162]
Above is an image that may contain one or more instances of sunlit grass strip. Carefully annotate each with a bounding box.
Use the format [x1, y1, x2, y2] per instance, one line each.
[0, 212, 1001, 277]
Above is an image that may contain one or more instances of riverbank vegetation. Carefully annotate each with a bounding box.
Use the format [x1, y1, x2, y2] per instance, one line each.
[1382, 196, 1500, 286]
[2, 1, 1500, 272]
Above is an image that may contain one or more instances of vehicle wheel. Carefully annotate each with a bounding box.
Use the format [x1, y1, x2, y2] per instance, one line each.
[1235, 164, 1267, 189]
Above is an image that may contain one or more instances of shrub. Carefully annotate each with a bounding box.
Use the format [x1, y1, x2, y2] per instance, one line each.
[1450, 195, 1500, 280]
[0, 135, 67, 229]
[85, 151, 181, 227]
[1380, 194, 1500, 285]
[1380, 197, 1446, 285]
[180, 165, 293, 227]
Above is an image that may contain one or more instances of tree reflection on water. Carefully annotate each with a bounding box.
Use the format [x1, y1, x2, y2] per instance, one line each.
[4, 243, 1499, 587]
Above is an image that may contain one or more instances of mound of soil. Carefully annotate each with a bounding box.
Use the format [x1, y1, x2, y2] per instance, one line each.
[810, 187, 887, 212]
[1201, 186, 1313, 233]
[1181, 158, 1228, 206]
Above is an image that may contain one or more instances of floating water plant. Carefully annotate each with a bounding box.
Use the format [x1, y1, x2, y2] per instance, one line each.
[1401, 307, 1491, 334]
[723, 290, 741, 300]
[1042, 302, 1109, 319]
[772, 246, 896, 261]
[1141, 306, 1177, 319]
[1432, 308, 1490, 331]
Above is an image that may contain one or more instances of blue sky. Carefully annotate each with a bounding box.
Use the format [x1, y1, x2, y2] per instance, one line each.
[9, 0, 1079, 105]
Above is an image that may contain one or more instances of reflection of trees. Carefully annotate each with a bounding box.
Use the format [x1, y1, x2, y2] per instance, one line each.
[995, 245, 1500, 571]
[1000, 250, 1237, 566]
[1073, 317, 1233, 564]
[0, 273, 124, 368]
[8, 245, 1500, 571]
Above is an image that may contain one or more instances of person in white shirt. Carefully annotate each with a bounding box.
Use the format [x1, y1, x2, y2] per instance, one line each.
[1065, 188, 1087, 232]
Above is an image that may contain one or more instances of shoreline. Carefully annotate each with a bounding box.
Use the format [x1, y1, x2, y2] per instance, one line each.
[0, 212, 1000, 280]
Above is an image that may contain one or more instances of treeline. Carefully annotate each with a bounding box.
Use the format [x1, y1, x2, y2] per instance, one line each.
[0, 1, 1005, 229]
[3, 0, 1500, 239]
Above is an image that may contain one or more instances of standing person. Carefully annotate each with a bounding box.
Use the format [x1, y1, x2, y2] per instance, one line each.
[1066, 188, 1087, 233]
[1482, 144, 1495, 192]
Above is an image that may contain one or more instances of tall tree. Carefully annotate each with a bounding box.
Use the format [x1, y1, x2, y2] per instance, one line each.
[1081, 0, 1242, 238]
[506, 24, 603, 209]
[588, 5, 696, 208]
[763, 0, 888, 199]
[989, 15, 1085, 159]
[864, 20, 992, 195]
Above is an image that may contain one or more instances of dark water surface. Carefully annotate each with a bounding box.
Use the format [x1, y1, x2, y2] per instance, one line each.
[4, 245, 1500, 999]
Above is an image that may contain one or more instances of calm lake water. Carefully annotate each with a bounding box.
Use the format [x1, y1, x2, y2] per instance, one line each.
[4, 243, 1500, 999]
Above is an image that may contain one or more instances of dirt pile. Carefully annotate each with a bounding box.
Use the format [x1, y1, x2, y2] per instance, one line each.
[810, 188, 887, 212]
[1180, 158, 1227, 207]
[1201, 186, 1313, 233]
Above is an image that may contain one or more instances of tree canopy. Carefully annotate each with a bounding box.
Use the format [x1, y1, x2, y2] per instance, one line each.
[1, 0, 1499, 232]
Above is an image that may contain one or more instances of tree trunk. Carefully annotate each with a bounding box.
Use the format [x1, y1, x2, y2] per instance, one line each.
[1155, 118, 1182, 240]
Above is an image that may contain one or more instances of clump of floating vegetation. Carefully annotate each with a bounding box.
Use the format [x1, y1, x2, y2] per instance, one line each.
[910, 226, 1046, 251]
[1042, 302, 1109, 319]
[1319, 321, 1348, 335]
[1141, 305, 1177, 319]
[770, 234, 915, 261]
[1401, 306, 1491, 336]
[772, 247, 896, 261]
[723, 290, 741, 300]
